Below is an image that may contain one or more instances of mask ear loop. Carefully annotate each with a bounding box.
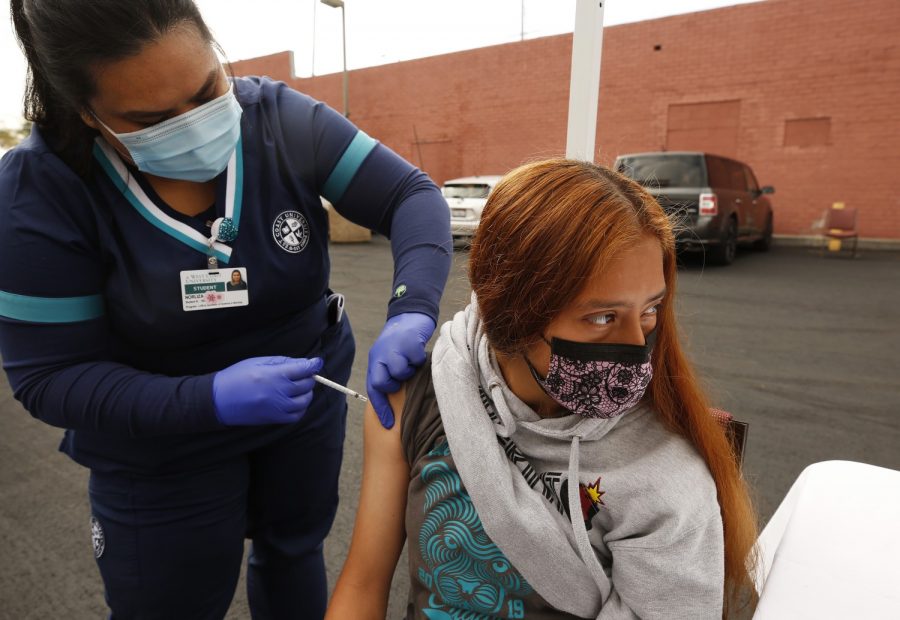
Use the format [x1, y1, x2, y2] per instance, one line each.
[90, 111, 138, 168]
[523, 333, 553, 389]
[90, 110, 115, 135]
[524, 355, 547, 384]
[523, 339, 570, 418]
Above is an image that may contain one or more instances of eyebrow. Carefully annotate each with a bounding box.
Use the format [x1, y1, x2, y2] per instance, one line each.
[576, 287, 667, 311]
[122, 68, 219, 121]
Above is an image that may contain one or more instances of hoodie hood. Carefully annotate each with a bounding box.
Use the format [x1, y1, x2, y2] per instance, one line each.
[466, 299, 626, 444]
[432, 298, 646, 617]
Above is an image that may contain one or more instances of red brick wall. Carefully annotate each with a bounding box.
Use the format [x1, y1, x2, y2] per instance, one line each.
[231, 0, 900, 239]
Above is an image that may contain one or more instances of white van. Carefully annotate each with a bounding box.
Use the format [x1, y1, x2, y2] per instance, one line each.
[442, 175, 503, 240]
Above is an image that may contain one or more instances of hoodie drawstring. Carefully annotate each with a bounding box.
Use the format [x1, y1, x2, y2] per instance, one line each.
[567, 435, 613, 601]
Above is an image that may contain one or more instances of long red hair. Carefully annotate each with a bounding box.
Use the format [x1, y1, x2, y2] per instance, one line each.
[469, 158, 758, 616]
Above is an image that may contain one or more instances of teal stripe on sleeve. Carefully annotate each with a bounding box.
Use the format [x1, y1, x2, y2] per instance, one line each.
[0, 290, 104, 323]
[322, 131, 378, 203]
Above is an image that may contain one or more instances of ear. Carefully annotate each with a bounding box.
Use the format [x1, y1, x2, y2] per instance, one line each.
[80, 108, 100, 131]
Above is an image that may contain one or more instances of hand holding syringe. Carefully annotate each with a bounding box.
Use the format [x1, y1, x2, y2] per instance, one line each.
[313, 374, 368, 402]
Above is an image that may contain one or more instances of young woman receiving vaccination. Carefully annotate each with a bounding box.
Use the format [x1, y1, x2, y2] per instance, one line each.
[327, 159, 758, 619]
[0, 1, 450, 618]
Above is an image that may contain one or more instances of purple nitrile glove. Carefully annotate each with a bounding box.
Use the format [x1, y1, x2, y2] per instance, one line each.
[367, 312, 436, 429]
[213, 356, 323, 426]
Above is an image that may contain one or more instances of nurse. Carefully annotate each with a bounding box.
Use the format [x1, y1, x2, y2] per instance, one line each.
[0, 1, 450, 619]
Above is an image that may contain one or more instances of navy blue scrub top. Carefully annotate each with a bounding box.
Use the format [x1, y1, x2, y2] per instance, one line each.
[0, 77, 451, 473]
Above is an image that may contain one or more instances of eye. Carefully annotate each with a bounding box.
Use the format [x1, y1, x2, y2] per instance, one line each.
[643, 304, 660, 317]
[588, 312, 616, 325]
[198, 77, 221, 103]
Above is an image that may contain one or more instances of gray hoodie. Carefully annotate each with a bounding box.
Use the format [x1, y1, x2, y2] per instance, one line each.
[430, 302, 724, 619]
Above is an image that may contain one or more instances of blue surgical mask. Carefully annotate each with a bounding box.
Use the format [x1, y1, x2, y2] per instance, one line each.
[94, 84, 243, 182]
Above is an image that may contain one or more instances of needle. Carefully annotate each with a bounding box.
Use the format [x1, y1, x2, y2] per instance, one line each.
[313, 374, 369, 402]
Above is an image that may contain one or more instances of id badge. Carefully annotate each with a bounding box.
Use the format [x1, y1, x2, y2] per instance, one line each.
[180, 267, 250, 312]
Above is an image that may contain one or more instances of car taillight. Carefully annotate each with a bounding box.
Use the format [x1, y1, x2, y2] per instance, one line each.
[699, 193, 718, 216]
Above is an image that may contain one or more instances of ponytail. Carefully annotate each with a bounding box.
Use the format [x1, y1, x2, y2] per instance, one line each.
[11, 0, 92, 174]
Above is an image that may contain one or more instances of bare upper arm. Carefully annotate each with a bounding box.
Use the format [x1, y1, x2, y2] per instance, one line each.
[365, 385, 409, 471]
[327, 387, 410, 618]
[357, 384, 410, 545]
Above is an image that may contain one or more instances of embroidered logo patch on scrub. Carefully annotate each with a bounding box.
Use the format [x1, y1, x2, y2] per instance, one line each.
[90, 516, 105, 559]
[272, 211, 310, 254]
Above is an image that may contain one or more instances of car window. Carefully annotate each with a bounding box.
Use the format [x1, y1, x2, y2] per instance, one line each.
[442, 184, 492, 199]
[743, 166, 760, 193]
[616, 155, 705, 188]
[705, 156, 729, 188]
[725, 159, 747, 191]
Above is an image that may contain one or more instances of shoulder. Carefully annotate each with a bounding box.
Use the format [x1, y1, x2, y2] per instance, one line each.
[363, 356, 434, 452]
[0, 130, 99, 232]
[615, 406, 714, 480]
[640, 408, 716, 497]
[398, 356, 444, 468]
[0, 129, 105, 297]
[1, 128, 78, 187]
[605, 407, 720, 537]
[233, 76, 353, 169]
[0, 128, 95, 211]
[234, 75, 325, 123]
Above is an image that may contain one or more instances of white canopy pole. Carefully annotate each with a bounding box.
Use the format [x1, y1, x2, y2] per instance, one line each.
[565, 0, 605, 162]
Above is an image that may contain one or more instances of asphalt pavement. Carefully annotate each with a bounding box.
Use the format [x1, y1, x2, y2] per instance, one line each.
[1, 237, 898, 618]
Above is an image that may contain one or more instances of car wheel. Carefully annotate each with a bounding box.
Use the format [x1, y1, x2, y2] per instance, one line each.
[709, 218, 738, 266]
[753, 212, 773, 251]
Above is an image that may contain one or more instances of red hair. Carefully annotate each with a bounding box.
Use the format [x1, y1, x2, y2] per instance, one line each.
[469, 158, 758, 616]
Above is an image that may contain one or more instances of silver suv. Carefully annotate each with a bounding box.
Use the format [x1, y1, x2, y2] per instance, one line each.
[614, 152, 775, 265]
[443, 175, 502, 242]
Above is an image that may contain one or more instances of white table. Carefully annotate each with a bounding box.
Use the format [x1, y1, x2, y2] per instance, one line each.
[753, 460, 900, 619]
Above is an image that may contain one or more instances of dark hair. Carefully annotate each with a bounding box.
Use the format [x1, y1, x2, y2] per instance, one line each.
[10, 0, 214, 176]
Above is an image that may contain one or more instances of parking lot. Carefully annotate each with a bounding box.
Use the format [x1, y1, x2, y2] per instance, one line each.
[1, 238, 898, 618]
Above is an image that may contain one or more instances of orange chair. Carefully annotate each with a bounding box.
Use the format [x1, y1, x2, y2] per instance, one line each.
[822, 204, 859, 257]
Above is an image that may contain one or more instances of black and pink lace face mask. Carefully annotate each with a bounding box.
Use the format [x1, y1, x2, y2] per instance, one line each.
[526, 331, 656, 419]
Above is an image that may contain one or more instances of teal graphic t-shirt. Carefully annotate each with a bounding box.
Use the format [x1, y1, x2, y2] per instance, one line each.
[401, 363, 566, 619]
